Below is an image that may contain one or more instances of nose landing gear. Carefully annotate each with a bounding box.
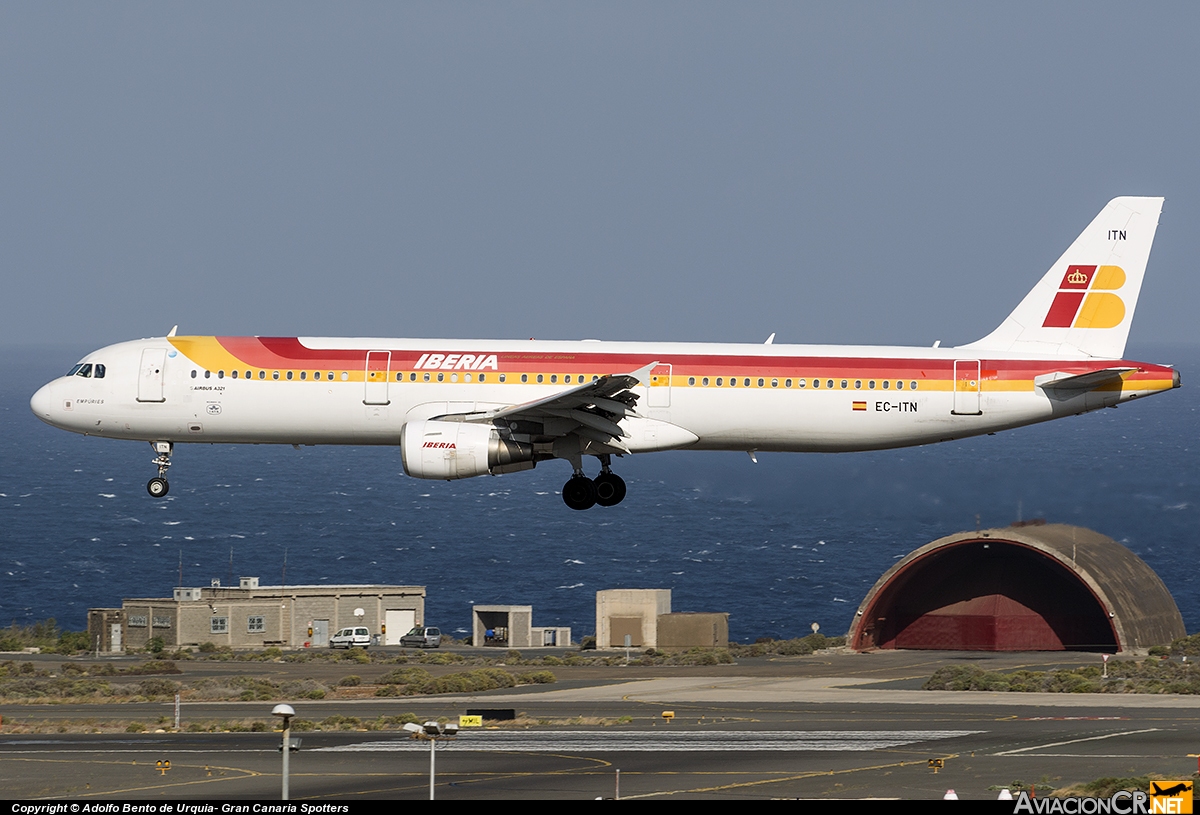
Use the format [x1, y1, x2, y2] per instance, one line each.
[147, 441, 172, 498]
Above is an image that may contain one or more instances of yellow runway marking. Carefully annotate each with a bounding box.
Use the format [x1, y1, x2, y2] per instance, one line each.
[1, 756, 260, 798]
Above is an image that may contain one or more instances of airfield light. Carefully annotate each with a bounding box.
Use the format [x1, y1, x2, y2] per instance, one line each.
[272, 704, 296, 800]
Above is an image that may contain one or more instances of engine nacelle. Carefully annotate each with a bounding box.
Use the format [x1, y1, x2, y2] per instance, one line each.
[400, 420, 534, 480]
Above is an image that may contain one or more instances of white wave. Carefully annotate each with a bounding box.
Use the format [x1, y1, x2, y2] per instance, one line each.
[556, 582, 584, 589]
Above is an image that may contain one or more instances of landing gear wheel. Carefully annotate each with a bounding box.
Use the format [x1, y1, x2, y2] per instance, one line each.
[147, 477, 169, 498]
[562, 475, 597, 510]
[593, 472, 627, 506]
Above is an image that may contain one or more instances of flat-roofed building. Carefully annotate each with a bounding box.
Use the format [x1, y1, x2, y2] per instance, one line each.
[98, 577, 425, 651]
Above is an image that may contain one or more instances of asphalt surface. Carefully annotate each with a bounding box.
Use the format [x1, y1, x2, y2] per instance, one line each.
[2, 648, 1198, 800]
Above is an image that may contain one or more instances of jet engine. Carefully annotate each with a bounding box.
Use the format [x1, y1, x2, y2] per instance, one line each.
[400, 419, 534, 480]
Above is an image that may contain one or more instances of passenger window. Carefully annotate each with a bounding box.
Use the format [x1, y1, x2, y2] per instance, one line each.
[868, 380, 875, 389]
[827, 379, 834, 389]
[744, 378, 750, 387]
[479, 374, 486, 382]
[272, 371, 279, 380]
[730, 377, 736, 387]
[797, 379, 805, 388]
[716, 377, 723, 386]
[218, 370, 224, 379]
[840, 380, 848, 389]
[521, 374, 528, 383]
[423, 373, 430, 382]
[450, 373, 458, 382]
[883, 380, 889, 389]
[702, 377, 709, 386]
[437, 373, 444, 382]
[550, 374, 557, 384]
[340, 372, 348, 381]
[896, 380, 904, 389]
[757, 378, 764, 387]
[812, 379, 819, 388]
[499, 374, 506, 383]
[911, 381, 918, 390]
[231, 370, 239, 379]
[259, 371, 266, 380]
[204, 370, 211, 379]
[410, 373, 417, 381]
[688, 377, 696, 386]
[246, 371, 251, 380]
[286, 371, 293, 380]
[854, 380, 861, 389]
[190, 370, 197, 379]
[300, 371, 306, 380]
[784, 379, 791, 388]
[464, 373, 471, 382]
[94, 364, 105, 378]
[537, 374, 544, 383]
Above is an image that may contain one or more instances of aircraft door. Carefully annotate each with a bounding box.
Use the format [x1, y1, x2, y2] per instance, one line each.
[364, 351, 391, 405]
[647, 363, 672, 408]
[137, 348, 167, 403]
[952, 359, 982, 415]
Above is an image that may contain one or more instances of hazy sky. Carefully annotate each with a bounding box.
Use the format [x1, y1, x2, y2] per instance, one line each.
[3, 3, 1198, 353]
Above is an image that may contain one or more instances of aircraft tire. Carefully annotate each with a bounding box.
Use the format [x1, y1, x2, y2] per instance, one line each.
[594, 472, 627, 506]
[147, 477, 169, 498]
[562, 475, 597, 510]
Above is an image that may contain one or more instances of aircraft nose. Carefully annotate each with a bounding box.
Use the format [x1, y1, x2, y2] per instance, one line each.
[30, 382, 57, 424]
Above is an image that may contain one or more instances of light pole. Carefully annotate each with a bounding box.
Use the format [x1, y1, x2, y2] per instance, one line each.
[272, 704, 295, 800]
[403, 720, 459, 799]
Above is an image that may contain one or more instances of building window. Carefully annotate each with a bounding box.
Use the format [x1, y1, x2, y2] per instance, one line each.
[211, 617, 228, 634]
[152, 616, 172, 628]
[247, 616, 265, 633]
[128, 615, 148, 628]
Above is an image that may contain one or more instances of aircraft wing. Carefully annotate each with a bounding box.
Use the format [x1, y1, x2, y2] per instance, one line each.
[432, 361, 659, 452]
[1034, 367, 1137, 393]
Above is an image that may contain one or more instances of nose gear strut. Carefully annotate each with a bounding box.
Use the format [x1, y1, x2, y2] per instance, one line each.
[147, 441, 173, 497]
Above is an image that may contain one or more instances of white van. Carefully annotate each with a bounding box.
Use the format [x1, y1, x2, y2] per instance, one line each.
[329, 626, 371, 649]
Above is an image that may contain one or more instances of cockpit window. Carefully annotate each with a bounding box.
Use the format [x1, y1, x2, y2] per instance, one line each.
[94, 364, 105, 378]
[67, 364, 85, 377]
[72, 364, 93, 378]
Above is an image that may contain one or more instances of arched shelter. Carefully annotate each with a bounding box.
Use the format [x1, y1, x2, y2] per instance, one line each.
[849, 524, 1184, 653]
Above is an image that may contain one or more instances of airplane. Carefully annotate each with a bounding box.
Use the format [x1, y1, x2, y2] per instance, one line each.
[31, 196, 1179, 510]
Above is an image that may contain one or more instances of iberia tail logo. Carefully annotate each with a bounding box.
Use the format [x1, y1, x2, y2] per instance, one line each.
[1042, 265, 1126, 329]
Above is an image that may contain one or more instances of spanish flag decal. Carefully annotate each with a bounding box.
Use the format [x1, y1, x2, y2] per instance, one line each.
[852, 401, 867, 411]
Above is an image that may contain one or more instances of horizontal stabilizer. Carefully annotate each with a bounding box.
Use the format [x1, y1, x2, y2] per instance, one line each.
[1034, 367, 1135, 392]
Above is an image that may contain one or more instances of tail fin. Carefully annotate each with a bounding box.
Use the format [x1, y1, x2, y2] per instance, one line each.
[960, 196, 1163, 359]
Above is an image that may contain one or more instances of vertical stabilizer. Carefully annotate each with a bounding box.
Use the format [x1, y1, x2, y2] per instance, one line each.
[960, 197, 1163, 359]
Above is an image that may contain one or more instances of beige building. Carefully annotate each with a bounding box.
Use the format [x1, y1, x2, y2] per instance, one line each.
[595, 589, 729, 651]
[471, 605, 572, 648]
[94, 577, 425, 652]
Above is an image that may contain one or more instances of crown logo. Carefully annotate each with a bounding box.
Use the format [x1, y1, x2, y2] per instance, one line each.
[1066, 269, 1088, 285]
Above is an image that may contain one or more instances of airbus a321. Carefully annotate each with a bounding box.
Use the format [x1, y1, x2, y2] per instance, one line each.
[31, 197, 1179, 509]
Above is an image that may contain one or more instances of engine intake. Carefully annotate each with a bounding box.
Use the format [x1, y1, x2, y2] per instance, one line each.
[400, 420, 534, 480]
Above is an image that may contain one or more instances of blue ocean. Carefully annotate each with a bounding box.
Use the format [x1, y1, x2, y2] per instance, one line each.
[3, 344, 1197, 641]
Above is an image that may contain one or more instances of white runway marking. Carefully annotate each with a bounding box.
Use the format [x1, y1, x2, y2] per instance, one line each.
[993, 728, 1159, 756]
[316, 729, 983, 753]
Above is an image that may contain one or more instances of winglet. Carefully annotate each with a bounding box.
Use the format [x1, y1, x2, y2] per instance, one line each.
[628, 360, 660, 386]
[167, 325, 178, 338]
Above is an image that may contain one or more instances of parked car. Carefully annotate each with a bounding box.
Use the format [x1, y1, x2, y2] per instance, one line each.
[329, 626, 372, 649]
[399, 626, 442, 648]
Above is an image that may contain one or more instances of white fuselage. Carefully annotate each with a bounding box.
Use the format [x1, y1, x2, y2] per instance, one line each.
[30, 335, 1178, 456]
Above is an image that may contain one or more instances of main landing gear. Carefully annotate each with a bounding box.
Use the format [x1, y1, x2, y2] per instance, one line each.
[562, 456, 627, 511]
[147, 441, 172, 498]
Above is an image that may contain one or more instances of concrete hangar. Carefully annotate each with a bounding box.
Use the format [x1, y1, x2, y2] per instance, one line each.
[849, 523, 1185, 653]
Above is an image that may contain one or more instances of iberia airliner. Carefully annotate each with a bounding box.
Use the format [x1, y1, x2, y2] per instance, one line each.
[30, 197, 1179, 509]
